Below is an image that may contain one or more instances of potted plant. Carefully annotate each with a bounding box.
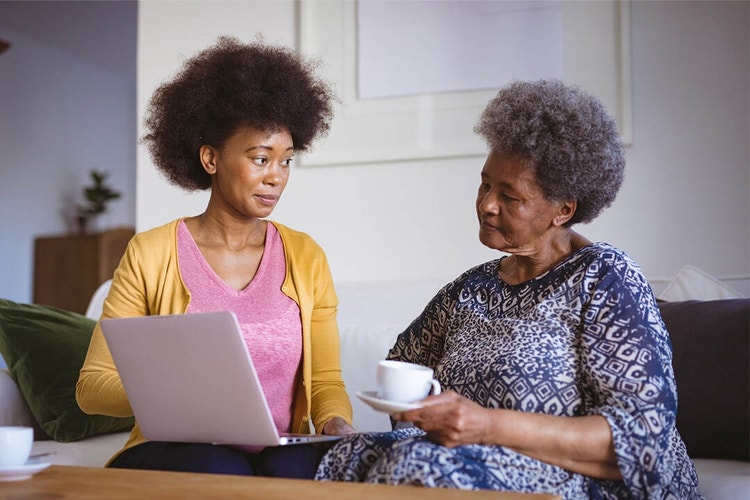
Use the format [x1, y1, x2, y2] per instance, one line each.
[76, 170, 122, 234]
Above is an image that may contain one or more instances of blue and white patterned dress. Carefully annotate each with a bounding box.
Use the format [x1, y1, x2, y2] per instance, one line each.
[316, 243, 701, 499]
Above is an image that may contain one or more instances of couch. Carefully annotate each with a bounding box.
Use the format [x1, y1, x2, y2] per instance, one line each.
[1, 279, 748, 498]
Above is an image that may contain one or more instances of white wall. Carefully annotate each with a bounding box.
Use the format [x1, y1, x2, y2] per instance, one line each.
[0, 2, 136, 304]
[1, 1, 746, 306]
[137, 0, 749, 296]
[625, 0, 749, 292]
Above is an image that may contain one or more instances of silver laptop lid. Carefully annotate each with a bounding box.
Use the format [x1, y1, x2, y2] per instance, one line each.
[101, 311, 338, 447]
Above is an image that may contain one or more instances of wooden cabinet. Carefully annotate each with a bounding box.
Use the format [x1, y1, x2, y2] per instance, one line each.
[33, 227, 134, 314]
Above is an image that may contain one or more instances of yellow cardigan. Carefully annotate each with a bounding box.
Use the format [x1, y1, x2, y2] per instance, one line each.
[76, 219, 353, 460]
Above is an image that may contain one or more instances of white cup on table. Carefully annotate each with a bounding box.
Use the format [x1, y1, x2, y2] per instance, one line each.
[376, 360, 441, 403]
[0, 426, 33, 467]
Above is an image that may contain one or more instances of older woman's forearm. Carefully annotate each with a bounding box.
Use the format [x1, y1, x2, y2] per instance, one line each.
[488, 409, 622, 480]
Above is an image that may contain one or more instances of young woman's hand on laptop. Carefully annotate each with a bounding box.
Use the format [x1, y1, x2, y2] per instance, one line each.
[323, 417, 356, 436]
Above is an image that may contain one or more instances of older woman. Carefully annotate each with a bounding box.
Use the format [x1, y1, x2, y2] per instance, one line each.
[316, 80, 701, 498]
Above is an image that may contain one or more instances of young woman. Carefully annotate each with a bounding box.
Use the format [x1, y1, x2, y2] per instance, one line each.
[76, 37, 354, 478]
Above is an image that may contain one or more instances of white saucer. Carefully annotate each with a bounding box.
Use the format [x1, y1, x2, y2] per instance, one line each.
[0, 457, 52, 482]
[356, 390, 423, 414]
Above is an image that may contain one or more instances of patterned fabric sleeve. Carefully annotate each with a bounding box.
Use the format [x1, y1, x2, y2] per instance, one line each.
[576, 250, 697, 497]
[386, 274, 466, 368]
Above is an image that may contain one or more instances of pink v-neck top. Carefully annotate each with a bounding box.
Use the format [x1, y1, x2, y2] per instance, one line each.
[177, 220, 302, 433]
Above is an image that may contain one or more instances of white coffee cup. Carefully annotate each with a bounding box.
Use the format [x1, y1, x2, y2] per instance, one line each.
[0, 426, 33, 467]
[376, 360, 441, 403]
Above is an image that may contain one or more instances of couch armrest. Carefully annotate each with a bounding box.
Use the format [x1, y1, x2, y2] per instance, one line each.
[0, 368, 37, 428]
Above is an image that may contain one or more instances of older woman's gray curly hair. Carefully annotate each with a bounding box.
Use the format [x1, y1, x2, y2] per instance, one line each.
[474, 79, 625, 226]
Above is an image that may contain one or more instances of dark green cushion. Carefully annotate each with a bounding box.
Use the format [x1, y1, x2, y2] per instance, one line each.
[0, 298, 134, 442]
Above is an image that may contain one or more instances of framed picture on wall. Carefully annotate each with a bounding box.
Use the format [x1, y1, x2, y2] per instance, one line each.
[297, 0, 631, 167]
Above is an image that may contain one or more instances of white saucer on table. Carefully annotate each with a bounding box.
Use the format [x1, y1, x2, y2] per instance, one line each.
[0, 457, 52, 482]
[356, 390, 424, 414]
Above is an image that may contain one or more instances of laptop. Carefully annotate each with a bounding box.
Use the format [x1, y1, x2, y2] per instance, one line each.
[100, 311, 343, 447]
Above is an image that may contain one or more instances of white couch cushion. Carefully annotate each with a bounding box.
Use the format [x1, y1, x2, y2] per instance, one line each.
[339, 324, 401, 431]
[31, 431, 129, 467]
[0, 369, 37, 429]
[659, 265, 744, 301]
[336, 280, 444, 432]
[85, 280, 112, 320]
[692, 458, 750, 498]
